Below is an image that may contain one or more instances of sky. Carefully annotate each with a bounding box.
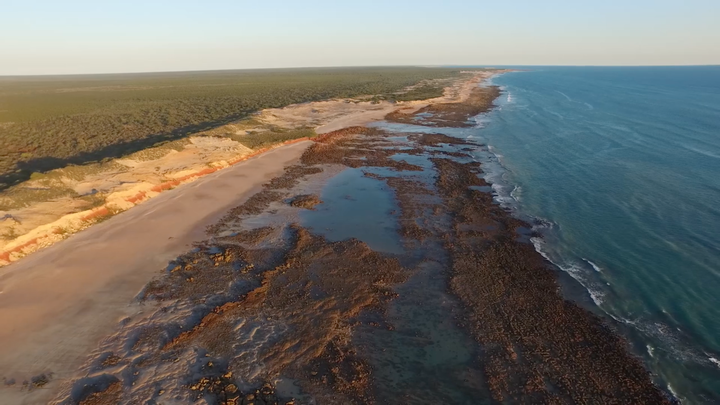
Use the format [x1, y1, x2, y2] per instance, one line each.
[1, 0, 719, 75]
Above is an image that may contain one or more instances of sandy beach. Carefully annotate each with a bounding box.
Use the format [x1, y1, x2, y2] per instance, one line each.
[0, 141, 310, 404]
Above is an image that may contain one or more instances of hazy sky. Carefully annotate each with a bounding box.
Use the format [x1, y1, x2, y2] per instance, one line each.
[1, 0, 719, 75]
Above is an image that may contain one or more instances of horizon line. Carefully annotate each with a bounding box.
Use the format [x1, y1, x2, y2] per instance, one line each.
[1, 64, 718, 78]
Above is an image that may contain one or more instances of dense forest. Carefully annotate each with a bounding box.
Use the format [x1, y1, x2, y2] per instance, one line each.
[0, 67, 468, 189]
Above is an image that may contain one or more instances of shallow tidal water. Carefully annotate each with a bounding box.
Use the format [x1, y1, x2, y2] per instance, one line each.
[296, 136, 497, 403]
[300, 168, 403, 254]
[476, 67, 720, 403]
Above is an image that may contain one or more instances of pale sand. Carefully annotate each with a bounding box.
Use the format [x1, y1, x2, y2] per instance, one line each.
[0, 141, 311, 404]
[314, 103, 399, 134]
[0, 136, 255, 266]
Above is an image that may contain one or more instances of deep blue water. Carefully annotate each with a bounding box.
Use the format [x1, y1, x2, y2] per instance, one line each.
[477, 67, 720, 403]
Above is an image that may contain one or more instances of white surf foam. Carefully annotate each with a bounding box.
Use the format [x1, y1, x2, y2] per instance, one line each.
[631, 320, 715, 369]
[469, 143, 524, 212]
[472, 115, 492, 128]
[607, 313, 720, 378]
[586, 287, 605, 306]
[492, 183, 519, 206]
[531, 237, 605, 306]
[510, 185, 522, 202]
[531, 237, 551, 260]
[487, 145, 503, 159]
[583, 258, 603, 272]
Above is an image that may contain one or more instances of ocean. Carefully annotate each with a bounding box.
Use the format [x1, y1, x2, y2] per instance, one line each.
[475, 66, 720, 403]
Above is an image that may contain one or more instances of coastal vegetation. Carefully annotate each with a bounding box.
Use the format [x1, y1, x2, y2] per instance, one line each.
[0, 67, 466, 190]
[232, 127, 316, 150]
[391, 83, 446, 102]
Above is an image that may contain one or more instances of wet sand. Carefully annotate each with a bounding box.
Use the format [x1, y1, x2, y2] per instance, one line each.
[0, 141, 311, 405]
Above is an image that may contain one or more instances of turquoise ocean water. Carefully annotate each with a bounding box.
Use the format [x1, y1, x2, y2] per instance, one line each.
[474, 67, 720, 403]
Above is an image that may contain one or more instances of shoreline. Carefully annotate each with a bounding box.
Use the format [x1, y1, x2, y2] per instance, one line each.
[0, 70, 671, 404]
[467, 68, 720, 402]
[4, 73, 672, 404]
